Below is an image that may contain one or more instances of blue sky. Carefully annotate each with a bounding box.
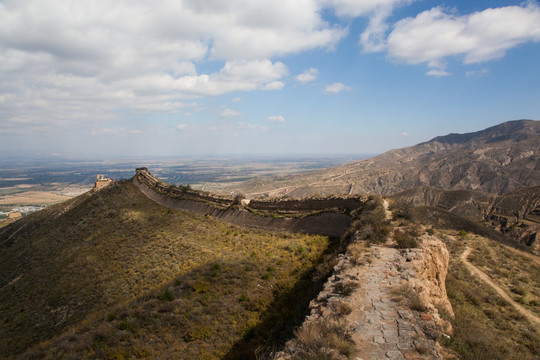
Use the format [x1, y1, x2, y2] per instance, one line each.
[0, 0, 539, 158]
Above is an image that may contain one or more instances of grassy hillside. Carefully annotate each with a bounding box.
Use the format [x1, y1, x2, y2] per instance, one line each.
[439, 231, 540, 360]
[387, 202, 540, 359]
[0, 181, 335, 359]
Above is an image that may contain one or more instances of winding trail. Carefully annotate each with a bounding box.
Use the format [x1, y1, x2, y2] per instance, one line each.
[461, 247, 540, 328]
[383, 199, 392, 221]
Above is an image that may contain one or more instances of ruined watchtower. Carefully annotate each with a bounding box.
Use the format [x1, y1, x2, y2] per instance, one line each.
[94, 174, 113, 191]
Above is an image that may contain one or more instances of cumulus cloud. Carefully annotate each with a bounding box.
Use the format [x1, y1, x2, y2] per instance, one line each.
[324, 82, 351, 94]
[90, 128, 141, 136]
[427, 69, 450, 77]
[466, 68, 489, 77]
[387, 4, 540, 68]
[265, 115, 286, 123]
[262, 81, 285, 91]
[238, 122, 268, 132]
[296, 68, 319, 83]
[329, 0, 413, 18]
[220, 108, 241, 118]
[328, 0, 416, 52]
[0, 0, 345, 131]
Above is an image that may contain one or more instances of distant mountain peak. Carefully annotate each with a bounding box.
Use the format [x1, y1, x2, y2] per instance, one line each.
[424, 119, 539, 145]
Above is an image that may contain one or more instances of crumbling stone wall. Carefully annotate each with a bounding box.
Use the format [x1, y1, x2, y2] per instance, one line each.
[133, 169, 362, 237]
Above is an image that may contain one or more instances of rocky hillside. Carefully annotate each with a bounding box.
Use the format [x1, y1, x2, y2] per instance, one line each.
[234, 120, 540, 197]
[390, 185, 540, 251]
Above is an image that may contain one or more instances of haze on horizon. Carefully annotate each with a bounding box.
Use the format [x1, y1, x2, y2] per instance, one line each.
[1, 0, 539, 159]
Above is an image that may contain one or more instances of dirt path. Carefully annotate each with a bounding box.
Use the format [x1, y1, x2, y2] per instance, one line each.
[461, 247, 540, 328]
[383, 199, 392, 221]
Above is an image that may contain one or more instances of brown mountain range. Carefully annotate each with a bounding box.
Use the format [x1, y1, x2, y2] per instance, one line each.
[235, 119, 540, 198]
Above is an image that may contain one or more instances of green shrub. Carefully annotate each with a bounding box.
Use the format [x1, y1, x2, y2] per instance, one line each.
[351, 196, 390, 243]
[211, 263, 221, 277]
[333, 282, 358, 297]
[158, 288, 174, 301]
[394, 229, 418, 249]
[118, 320, 133, 332]
[184, 325, 214, 342]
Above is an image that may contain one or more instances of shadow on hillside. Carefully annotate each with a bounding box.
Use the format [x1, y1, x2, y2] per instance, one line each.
[222, 236, 343, 360]
[409, 206, 532, 251]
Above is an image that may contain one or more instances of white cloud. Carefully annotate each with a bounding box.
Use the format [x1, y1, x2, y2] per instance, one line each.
[265, 115, 286, 123]
[220, 108, 241, 118]
[90, 128, 141, 136]
[295, 68, 319, 83]
[176, 121, 267, 133]
[328, 0, 416, 52]
[427, 69, 450, 77]
[0, 0, 345, 132]
[387, 4, 540, 68]
[328, 0, 413, 18]
[238, 122, 268, 132]
[324, 82, 351, 94]
[262, 81, 285, 91]
[466, 68, 489, 77]
[401, 132, 409, 136]
[232, 97, 242, 103]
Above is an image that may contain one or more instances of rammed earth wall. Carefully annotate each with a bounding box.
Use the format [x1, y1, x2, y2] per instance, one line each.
[132, 169, 363, 237]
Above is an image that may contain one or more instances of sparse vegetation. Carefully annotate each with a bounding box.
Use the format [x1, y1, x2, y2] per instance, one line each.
[289, 320, 357, 360]
[460, 234, 540, 317]
[437, 230, 540, 360]
[346, 241, 372, 266]
[390, 283, 426, 311]
[0, 182, 334, 359]
[333, 281, 358, 297]
[349, 195, 391, 243]
[394, 225, 420, 249]
[329, 301, 353, 318]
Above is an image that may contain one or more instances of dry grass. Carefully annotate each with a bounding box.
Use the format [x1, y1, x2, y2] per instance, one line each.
[390, 283, 427, 312]
[347, 241, 372, 266]
[0, 181, 333, 359]
[290, 320, 357, 360]
[329, 301, 353, 318]
[394, 228, 419, 249]
[462, 234, 540, 317]
[349, 195, 391, 243]
[437, 230, 540, 360]
[0, 190, 73, 205]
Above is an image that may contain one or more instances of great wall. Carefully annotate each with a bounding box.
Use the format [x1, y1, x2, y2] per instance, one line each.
[133, 168, 369, 238]
[132, 168, 454, 359]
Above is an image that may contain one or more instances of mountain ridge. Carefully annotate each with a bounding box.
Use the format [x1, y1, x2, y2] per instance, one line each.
[233, 119, 540, 197]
